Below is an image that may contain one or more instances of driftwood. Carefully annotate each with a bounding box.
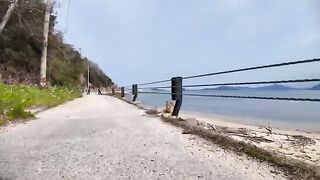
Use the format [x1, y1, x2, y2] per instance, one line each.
[266, 123, 273, 135]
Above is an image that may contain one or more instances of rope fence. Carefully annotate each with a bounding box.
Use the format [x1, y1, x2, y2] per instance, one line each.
[120, 58, 320, 116]
[137, 78, 320, 90]
[138, 92, 320, 102]
[135, 58, 320, 86]
[182, 58, 320, 80]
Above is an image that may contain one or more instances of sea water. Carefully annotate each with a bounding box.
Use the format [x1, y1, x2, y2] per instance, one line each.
[128, 90, 320, 133]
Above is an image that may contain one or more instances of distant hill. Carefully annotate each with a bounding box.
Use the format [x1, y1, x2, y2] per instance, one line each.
[310, 84, 320, 90]
[202, 84, 298, 91]
[255, 84, 295, 90]
[202, 86, 239, 91]
[0, 0, 113, 88]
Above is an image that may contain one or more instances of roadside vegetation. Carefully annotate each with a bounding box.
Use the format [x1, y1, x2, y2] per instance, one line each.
[0, 0, 113, 87]
[0, 0, 114, 125]
[0, 83, 81, 126]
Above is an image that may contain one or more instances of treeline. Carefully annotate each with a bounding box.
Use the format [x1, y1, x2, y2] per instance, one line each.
[0, 0, 114, 88]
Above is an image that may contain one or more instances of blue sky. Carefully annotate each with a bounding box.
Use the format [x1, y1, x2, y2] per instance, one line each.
[55, 0, 320, 87]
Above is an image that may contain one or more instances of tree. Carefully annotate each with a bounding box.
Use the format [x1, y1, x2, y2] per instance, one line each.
[0, 0, 114, 88]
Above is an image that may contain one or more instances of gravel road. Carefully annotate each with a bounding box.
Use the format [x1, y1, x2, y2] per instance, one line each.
[0, 95, 285, 180]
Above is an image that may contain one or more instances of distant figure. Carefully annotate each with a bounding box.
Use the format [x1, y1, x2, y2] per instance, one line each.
[87, 87, 91, 95]
[98, 87, 102, 95]
[112, 87, 115, 95]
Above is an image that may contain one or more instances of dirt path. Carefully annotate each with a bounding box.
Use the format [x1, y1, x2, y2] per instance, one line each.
[0, 95, 285, 179]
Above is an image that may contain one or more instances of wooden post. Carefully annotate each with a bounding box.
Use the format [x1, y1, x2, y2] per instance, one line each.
[40, 0, 52, 86]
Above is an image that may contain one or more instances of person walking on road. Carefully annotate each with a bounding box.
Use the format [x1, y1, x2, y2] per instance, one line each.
[98, 87, 102, 95]
[87, 87, 91, 95]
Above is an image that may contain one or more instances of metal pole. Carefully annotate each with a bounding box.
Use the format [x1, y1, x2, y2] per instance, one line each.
[0, 0, 18, 34]
[40, 0, 52, 86]
[171, 77, 183, 117]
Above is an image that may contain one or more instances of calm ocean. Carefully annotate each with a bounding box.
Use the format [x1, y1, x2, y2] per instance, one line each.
[126, 90, 320, 133]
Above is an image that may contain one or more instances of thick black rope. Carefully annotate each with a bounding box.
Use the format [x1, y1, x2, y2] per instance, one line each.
[183, 58, 320, 80]
[182, 93, 320, 102]
[182, 78, 320, 88]
[137, 78, 320, 89]
[138, 79, 171, 86]
[135, 58, 320, 86]
[139, 92, 320, 102]
[138, 86, 171, 90]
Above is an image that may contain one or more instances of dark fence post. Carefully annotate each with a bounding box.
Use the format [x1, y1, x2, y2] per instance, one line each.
[171, 77, 183, 117]
[132, 84, 138, 102]
[121, 87, 125, 98]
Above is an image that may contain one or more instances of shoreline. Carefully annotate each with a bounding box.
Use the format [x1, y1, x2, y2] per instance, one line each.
[134, 100, 320, 167]
[180, 111, 320, 135]
[139, 99, 320, 134]
[178, 111, 320, 167]
[181, 111, 320, 166]
[136, 99, 320, 134]
[111, 95, 320, 178]
[135, 91, 320, 133]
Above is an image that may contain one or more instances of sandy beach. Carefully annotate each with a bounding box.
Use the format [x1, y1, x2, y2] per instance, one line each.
[179, 111, 320, 167]
[133, 97, 320, 169]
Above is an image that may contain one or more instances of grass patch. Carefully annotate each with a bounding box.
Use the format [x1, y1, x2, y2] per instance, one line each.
[0, 83, 82, 124]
